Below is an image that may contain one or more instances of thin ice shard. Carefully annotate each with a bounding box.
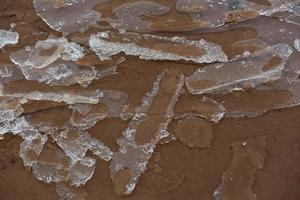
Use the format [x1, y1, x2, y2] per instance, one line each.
[0, 97, 23, 123]
[110, 69, 184, 195]
[51, 127, 113, 163]
[256, 62, 300, 108]
[174, 116, 213, 148]
[69, 90, 128, 130]
[30, 127, 111, 186]
[10, 37, 85, 69]
[69, 103, 108, 130]
[175, 0, 300, 28]
[175, 96, 226, 123]
[33, 0, 108, 33]
[107, 1, 170, 32]
[66, 156, 96, 187]
[1, 89, 101, 104]
[0, 29, 19, 49]
[19, 129, 48, 167]
[9, 37, 117, 87]
[214, 137, 266, 200]
[89, 31, 228, 63]
[294, 39, 300, 51]
[186, 43, 293, 95]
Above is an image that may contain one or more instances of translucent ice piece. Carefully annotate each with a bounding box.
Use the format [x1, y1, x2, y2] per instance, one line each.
[69, 103, 108, 130]
[0, 97, 23, 123]
[294, 39, 300, 51]
[18, 61, 97, 87]
[175, 0, 300, 28]
[107, 1, 170, 32]
[214, 137, 266, 200]
[175, 96, 226, 123]
[69, 90, 128, 130]
[19, 130, 48, 166]
[186, 43, 293, 94]
[2, 89, 102, 104]
[66, 156, 96, 187]
[0, 29, 19, 49]
[110, 69, 185, 195]
[31, 143, 72, 183]
[10, 37, 85, 69]
[174, 117, 213, 148]
[89, 31, 228, 63]
[0, 117, 31, 139]
[256, 59, 300, 108]
[33, 0, 108, 33]
[0, 64, 25, 84]
[52, 127, 113, 163]
[87, 137, 113, 161]
[55, 182, 86, 200]
[54, 128, 91, 164]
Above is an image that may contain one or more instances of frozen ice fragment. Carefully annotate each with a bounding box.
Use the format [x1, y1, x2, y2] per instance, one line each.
[294, 39, 300, 51]
[89, 31, 227, 63]
[0, 29, 19, 49]
[33, 0, 108, 33]
[186, 43, 293, 94]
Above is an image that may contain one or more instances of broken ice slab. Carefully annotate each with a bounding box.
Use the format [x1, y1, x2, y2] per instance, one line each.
[69, 103, 108, 130]
[56, 182, 87, 200]
[30, 128, 111, 186]
[19, 129, 48, 166]
[0, 116, 31, 139]
[186, 43, 293, 95]
[110, 69, 184, 195]
[51, 127, 113, 163]
[31, 142, 72, 183]
[1, 89, 101, 104]
[66, 156, 96, 187]
[0, 29, 19, 49]
[33, 0, 108, 33]
[0, 64, 25, 84]
[89, 31, 228, 63]
[10, 37, 85, 69]
[256, 60, 300, 108]
[175, 0, 300, 28]
[53, 128, 92, 164]
[69, 90, 128, 129]
[106, 1, 170, 33]
[174, 96, 226, 123]
[9, 37, 119, 87]
[0, 97, 23, 123]
[295, 39, 300, 51]
[214, 137, 266, 200]
[174, 116, 213, 148]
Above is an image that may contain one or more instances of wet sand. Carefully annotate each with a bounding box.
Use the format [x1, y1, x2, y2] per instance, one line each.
[0, 0, 300, 200]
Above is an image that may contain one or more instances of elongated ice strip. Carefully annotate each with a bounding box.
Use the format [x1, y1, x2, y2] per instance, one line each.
[186, 43, 293, 94]
[176, 0, 300, 28]
[89, 31, 228, 63]
[110, 69, 184, 195]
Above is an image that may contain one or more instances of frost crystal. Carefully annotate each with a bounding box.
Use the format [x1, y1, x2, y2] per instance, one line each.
[89, 31, 228, 63]
[0, 29, 19, 49]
